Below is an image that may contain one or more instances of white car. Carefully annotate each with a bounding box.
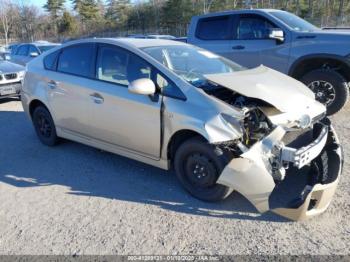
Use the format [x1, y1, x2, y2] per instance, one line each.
[0, 55, 25, 99]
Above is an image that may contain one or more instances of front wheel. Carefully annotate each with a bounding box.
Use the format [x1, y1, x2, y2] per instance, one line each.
[300, 70, 349, 115]
[174, 137, 233, 202]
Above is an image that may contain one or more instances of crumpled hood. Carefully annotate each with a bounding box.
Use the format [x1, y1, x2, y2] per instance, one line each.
[0, 61, 24, 74]
[205, 66, 326, 122]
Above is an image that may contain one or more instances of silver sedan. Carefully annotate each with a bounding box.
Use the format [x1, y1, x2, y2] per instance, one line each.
[21, 38, 343, 221]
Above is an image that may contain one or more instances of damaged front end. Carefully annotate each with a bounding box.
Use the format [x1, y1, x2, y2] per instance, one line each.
[217, 118, 343, 221]
[200, 67, 343, 220]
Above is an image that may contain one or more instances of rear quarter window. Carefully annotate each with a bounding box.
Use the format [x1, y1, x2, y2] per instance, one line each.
[196, 16, 232, 40]
[43, 50, 60, 71]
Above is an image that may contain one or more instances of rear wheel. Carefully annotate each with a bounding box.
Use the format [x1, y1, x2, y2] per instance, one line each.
[174, 137, 233, 201]
[300, 69, 349, 115]
[32, 106, 58, 146]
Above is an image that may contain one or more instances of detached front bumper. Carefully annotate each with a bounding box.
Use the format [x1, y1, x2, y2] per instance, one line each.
[217, 120, 343, 221]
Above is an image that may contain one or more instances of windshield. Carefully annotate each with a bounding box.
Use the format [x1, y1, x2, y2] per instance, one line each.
[38, 45, 57, 53]
[270, 11, 318, 32]
[143, 45, 244, 87]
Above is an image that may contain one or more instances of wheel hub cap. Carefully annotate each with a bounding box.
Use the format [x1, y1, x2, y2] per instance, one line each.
[308, 80, 336, 106]
[37, 115, 52, 138]
[185, 153, 218, 188]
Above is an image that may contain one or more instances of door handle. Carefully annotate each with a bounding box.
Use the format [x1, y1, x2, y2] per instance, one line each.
[90, 93, 104, 104]
[48, 80, 58, 89]
[232, 45, 245, 50]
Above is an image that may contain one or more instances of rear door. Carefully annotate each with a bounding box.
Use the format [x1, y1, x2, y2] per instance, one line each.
[192, 15, 235, 60]
[45, 43, 95, 135]
[86, 43, 162, 158]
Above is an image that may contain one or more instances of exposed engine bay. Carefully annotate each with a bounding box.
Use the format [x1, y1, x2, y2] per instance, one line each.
[203, 85, 274, 147]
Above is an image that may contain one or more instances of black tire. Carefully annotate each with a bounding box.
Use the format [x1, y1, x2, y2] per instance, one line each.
[174, 137, 233, 202]
[300, 69, 349, 116]
[32, 106, 58, 146]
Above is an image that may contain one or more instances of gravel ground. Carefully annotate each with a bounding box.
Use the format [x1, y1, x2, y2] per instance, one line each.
[0, 98, 349, 255]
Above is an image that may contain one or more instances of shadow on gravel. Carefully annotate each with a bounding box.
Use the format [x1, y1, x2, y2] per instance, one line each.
[0, 98, 21, 104]
[0, 110, 292, 223]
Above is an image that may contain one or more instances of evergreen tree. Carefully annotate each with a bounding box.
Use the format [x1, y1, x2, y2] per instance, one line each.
[71, 0, 100, 22]
[44, 0, 65, 34]
[59, 10, 78, 36]
[44, 0, 65, 19]
[105, 0, 130, 27]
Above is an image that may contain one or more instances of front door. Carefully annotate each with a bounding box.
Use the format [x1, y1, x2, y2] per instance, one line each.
[229, 14, 290, 72]
[86, 44, 162, 158]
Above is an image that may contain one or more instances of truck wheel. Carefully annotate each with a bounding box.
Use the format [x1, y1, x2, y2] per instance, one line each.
[300, 70, 349, 115]
[174, 137, 233, 202]
[32, 106, 58, 146]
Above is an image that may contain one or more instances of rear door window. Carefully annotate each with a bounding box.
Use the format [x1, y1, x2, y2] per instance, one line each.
[196, 16, 232, 40]
[57, 43, 94, 78]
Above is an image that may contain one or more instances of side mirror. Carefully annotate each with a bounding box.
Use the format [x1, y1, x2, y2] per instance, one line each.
[269, 29, 284, 42]
[128, 78, 156, 95]
[29, 52, 39, 57]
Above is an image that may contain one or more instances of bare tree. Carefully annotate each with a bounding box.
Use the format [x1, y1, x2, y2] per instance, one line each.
[337, 0, 345, 25]
[16, 1, 39, 42]
[203, 0, 214, 14]
[0, 0, 16, 45]
[245, 0, 252, 9]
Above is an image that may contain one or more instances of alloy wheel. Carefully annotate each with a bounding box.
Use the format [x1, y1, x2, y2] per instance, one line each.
[37, 114, 52, 138]
[308, 80, 336, 106]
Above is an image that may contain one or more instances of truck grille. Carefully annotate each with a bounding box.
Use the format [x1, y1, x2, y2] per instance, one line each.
[4, 73, 17, 80]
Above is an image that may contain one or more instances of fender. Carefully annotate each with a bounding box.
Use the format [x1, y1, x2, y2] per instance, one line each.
[288, 53, 350, 78]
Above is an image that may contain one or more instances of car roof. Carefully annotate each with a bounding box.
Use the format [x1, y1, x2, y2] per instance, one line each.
[111, 38, 186, 48]
[147, 34, 175, 37]
[33, 42, 60, 47]
[17, 42, 60, 47]
[64, 37, 188, 49]
[193, 8, 282, 18]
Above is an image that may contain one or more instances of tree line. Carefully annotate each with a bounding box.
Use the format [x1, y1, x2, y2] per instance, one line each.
[1, 0, 350, 45]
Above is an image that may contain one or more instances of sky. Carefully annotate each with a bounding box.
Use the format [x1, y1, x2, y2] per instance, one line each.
[29, 0, 73, 10]
[29, 0, 139, 11]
